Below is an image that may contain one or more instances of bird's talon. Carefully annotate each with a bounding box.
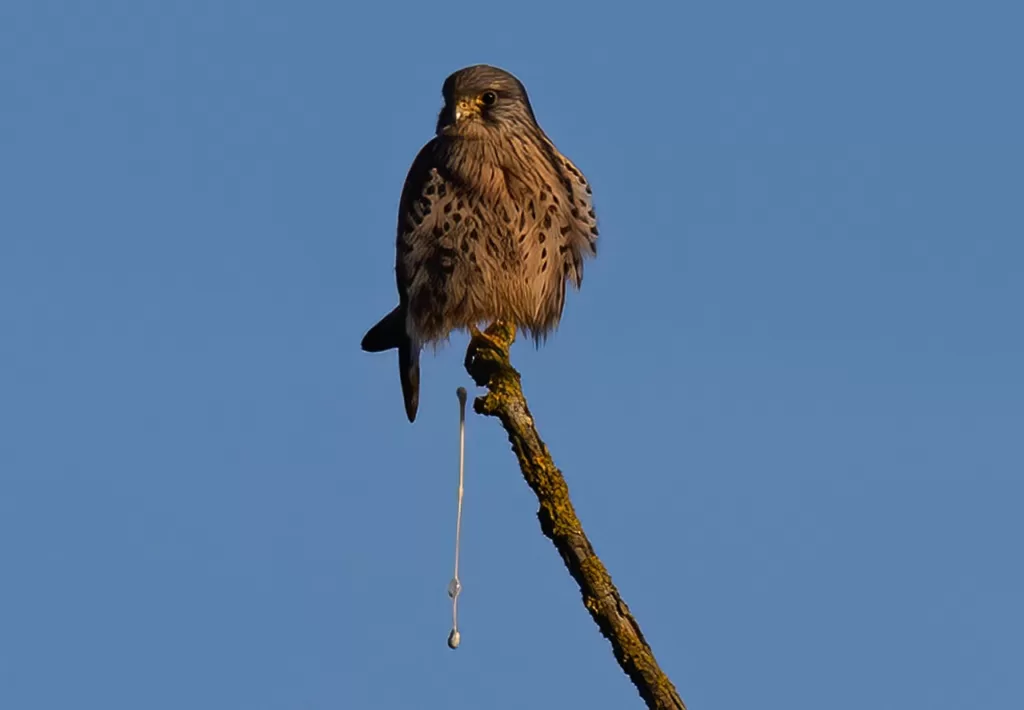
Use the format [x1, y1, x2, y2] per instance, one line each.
[469, 332, 501, 353]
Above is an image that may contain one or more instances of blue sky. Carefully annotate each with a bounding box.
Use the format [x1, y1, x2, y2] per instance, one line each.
[2, 1, 1022, 708]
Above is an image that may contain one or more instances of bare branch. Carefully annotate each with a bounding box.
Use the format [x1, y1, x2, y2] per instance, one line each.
[464, 321, 686, 710]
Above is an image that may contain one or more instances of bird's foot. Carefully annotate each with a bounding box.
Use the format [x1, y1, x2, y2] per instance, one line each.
[468, 320, 515, 353]
[465, 321, 516, 382]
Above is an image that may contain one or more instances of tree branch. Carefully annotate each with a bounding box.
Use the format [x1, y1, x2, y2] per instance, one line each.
[464, 321, 686, 710]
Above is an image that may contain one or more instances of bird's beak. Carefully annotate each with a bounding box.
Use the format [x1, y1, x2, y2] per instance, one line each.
[454, 98, 481, 122]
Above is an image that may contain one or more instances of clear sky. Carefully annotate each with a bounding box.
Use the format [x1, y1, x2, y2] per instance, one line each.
[2, 1, 1022, 708]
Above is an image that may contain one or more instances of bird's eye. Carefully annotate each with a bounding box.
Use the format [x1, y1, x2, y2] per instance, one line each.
[480, 91, 498, 107]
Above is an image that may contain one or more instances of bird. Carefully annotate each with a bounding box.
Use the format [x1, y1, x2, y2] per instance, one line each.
[361, 64, 598, 422]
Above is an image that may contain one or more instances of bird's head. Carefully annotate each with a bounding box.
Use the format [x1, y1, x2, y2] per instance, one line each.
[436, 65, 539, 138]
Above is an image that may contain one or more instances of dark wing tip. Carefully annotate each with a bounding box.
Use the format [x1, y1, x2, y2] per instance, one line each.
[360, 332, 388, 353]
[361, 307, 404, 353]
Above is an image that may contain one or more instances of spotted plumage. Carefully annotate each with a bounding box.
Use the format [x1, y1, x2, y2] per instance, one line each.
[362, 65, 598, 421]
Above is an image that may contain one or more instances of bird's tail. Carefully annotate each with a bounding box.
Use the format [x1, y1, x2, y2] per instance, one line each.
[362, 307, 420, 422]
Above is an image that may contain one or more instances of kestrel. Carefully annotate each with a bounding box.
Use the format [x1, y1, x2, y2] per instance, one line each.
[361, 65, 598, 422]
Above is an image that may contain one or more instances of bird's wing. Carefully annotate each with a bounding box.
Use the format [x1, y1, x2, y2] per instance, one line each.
[395, 140, 441, 298]
[394, 139, 467, 342]
[550, 149, 599, 288]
